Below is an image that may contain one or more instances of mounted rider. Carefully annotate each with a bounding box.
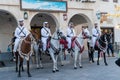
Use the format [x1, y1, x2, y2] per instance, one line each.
[66, 22, 76, 52]
[41, 22, 51, 53]
[92, 23, 101, 48]
[13, 19, 30, 60]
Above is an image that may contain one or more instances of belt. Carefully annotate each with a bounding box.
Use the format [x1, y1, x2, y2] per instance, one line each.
[92, 35, 97, 37]
[20, 36, 25, 37]
[67, 35, 71, 37]
[42, 36, 48, 38]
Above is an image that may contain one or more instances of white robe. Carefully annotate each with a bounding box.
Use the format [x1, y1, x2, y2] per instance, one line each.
[13, 26, 30, 52]
[66, 27, 76, 49]
[41, 27, 51, 51]
[92, 28, 101, 48]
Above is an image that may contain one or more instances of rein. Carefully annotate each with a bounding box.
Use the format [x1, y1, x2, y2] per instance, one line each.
[75, 39, 84, 53]
[23, 39, 31, 44]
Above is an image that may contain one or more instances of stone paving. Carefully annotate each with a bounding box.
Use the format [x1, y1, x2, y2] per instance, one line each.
[0, 54, 120, 80]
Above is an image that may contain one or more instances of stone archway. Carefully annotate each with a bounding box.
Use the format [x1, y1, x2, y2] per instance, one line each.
[69, 13, 92, 52]
[0, 10, 17, 52]
[69, 13, 92, 35]
[30, 13, 59, 38]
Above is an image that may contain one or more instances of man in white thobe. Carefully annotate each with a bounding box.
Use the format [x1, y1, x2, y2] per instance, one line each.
[41, 22, 51, 52]
[92, 23, 101, 48]
[13, 19, 30, 60]
[66, 22, 76, 51]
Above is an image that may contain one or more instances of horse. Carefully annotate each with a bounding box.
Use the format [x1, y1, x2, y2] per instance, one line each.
[16, 32, 35, 77]
[88, 33, 108, 65]
[29, 31, 43, 69]
[59, 29, 90, 69]
[39, 28, 65, 72]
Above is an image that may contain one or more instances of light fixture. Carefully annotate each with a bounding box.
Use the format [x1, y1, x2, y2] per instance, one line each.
[63, 13, 67, 21]
[96, 10, 101, 20]
[24, 11, 28, 20]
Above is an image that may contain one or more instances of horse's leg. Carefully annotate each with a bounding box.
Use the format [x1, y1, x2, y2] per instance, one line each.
[15, 52, 18, 72]
[49, 51, 56, 72]
[18, 57, 23, 77]
[103, 52, 108, 66]
[55, 55, 59, 72]
[74, 51, 78, 69]
[79, 53, 83, 68]
[59, 49, 64, 66]
[27, 60, 32, 77]
[91, 47, 94, 63]
[97, 51, 100, 65]
[34, 46, 40, 69]
[39, 50, 43, 69]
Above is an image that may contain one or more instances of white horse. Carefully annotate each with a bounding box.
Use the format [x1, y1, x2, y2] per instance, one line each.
[32, 40, 43, 69]
[59, 29, 90, 69]
[48, 28, 65, 72]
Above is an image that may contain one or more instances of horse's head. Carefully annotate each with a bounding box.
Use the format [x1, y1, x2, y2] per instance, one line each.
[25, 31, 36, 44]
[52, 28, 66, 40]
[82, 28, 90, 39]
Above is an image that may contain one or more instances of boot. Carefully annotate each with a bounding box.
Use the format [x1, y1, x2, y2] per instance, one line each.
[112, 54, 115, 57]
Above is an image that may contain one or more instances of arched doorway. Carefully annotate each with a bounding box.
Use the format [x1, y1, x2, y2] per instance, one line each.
[69, 14, 92, 53]
[0, 10, 17, 52]
[69, 14, 92, 35]
[30, 13, 58, 39]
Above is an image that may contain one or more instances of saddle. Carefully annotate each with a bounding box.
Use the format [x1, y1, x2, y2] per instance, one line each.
[59, 39, 68, 49]
[46, 37, 51, 48]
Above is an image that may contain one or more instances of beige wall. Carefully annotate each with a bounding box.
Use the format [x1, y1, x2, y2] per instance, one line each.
[1, 0, 120, 52]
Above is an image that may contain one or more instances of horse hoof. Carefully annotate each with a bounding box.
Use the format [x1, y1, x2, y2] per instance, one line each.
[16, 70, 18, 72]
[97, 63, 100, 65]
[18, 74, 21, 77]
[105, 63, 108, 66]
[79, 66, 83, 68]
[40, 67, 44, 69]
[22, 69, 24, 72]
[92, 60, 95, 63]
[74, 67, 77, 69]
[28, 74, 32, 77]
[56, 69, 59, 72]
[37, 67, 40, 69]
[52, 70, 56, 73]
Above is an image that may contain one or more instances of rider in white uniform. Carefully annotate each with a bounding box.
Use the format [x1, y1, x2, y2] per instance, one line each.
[92, 23, 101, 48]
[66, 22, 76, 51]
[13, 19, 30, 59]
[41, 22, 51, 52]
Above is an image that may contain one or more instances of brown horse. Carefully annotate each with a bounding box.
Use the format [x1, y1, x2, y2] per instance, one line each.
[16, 33, 35, 77]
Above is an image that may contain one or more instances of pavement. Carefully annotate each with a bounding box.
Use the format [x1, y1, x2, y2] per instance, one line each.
[0, 53, 120, 80]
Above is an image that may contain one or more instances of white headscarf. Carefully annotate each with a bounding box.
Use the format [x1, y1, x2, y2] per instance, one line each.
[43, 22, 48, 27]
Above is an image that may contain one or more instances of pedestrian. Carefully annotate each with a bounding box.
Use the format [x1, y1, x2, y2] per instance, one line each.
[106, 31, 115, 57]
[13, 19, 30, 61]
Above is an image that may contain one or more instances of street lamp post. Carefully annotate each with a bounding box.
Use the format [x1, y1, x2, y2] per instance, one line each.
[96, 10, 101, 33]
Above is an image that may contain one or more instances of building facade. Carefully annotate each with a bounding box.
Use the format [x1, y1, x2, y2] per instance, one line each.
[0, 0, 120, 52]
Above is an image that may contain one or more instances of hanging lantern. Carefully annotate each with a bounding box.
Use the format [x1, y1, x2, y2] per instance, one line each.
[24, 11, 28, 20]
[63, 13, 67, 21]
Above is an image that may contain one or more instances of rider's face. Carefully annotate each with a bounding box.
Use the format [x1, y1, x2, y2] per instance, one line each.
[45, 23, 49, 28]
[19, 22, 24, 26]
